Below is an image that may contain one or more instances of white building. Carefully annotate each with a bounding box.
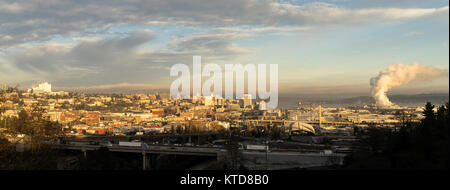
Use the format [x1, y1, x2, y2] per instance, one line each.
[259, 100, 266, 110]
[29, 82, 52, 93]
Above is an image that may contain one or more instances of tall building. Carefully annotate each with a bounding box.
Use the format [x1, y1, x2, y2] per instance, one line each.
[243, 94, 252, 108]
[205, 95, 215, 106]
[259, 100, 266, 110]
[215, 94, 224, 106]
[217, 98, 224, 106]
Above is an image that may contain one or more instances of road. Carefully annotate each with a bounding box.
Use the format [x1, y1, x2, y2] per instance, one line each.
[55, 143, 220, 156]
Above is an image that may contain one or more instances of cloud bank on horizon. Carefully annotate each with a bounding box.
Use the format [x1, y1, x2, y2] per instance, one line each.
[0, 0, 448, 96]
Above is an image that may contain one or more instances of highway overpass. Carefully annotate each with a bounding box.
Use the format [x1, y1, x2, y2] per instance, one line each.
[53, 142, 346, 170]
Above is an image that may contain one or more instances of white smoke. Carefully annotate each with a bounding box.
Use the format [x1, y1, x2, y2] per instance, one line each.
[370, 62, 446, 107]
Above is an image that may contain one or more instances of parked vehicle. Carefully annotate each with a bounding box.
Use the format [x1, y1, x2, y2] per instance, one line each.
[246, 145, 268, 151]
[119, 141, 141, 147]
[118, 141, 148, 148]
[135, 131, 144, 136]
[212, 139, 226, 146]
[334, 147, 352, 153]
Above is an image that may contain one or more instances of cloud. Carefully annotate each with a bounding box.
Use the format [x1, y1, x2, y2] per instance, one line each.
[0, 29, 252, 86]
[1, 30, 155, 84]
[167, 33, 253, 58]
[215, 26, 312, 33]
[405, 31, 424, 37]
[69, 30, 154, 66]
[0, 0, 448, 46]
[0, 0, 448, 92]
[0, 1, 24, 13]
[54, 83, 167, 92]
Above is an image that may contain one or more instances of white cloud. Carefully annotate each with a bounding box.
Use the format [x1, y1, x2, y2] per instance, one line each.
[0, 0, 448, 46]
[405, 31, 425, 37]
[0, 29, 253, 86]
[0, 0, 448, 90]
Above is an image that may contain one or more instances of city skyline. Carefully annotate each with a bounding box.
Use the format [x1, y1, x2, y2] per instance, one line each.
[1, 0, 449, 173]
[0, 0, 449, 97]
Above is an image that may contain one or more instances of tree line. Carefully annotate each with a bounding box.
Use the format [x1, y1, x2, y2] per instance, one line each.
[346, 102, 449, 169]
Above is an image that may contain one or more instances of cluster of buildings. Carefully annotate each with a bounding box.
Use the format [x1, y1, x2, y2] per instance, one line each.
[0, 82, 430, 137]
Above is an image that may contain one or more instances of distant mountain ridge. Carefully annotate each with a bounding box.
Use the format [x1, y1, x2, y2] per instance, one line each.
[278, 93, 449, 108]
[338, 93, 449, 106]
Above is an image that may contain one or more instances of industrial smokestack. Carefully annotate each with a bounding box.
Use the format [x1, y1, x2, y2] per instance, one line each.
[370, 62, 446, 107]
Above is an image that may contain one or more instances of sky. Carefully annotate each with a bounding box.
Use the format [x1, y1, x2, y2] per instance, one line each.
[0, 0, 448, 97]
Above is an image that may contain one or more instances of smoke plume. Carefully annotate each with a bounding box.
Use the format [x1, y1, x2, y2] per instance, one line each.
[370, 62, 445, 107]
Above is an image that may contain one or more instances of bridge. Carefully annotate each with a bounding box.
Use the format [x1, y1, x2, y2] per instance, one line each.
[236, 119, 321, 134]
[236, 119, 401, 135]
[239, 119, 352, 125]
[238, 119, 401, 125]
[54, 144, 220, 157]
[54, 143, 220, 170]
[53, 142, 346, 170]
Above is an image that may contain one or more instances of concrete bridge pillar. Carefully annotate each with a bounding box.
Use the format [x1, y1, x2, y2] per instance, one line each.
[148, 154, 160, 170]
[216, 151, 227, 162]
[82, 148, 87, 159]
[142, 151, 147, 170]
[142, 152, 161, 170]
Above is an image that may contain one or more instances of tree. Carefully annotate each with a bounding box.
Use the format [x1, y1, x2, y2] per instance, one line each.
[394, 110, 414, 129]
[346, 102, 449, 169]
[422, 102, 436, 124]
[224, 135, 243, 170]
[0, 107, 65, 169]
